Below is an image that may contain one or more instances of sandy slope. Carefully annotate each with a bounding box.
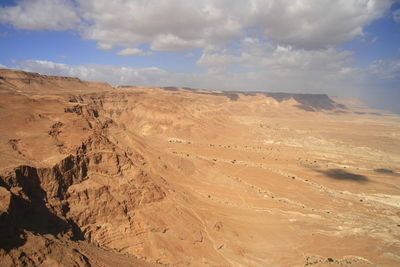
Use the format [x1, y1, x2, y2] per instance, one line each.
[0, 69, 399, 266]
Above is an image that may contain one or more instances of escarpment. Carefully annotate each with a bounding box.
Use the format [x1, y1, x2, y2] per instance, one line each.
[1, 70, 400, 266]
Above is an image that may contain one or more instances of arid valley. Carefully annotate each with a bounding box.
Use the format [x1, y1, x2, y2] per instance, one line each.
[0, 69, 399, 266]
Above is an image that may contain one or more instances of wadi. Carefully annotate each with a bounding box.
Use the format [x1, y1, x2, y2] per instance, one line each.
[0, 69, 399, 266]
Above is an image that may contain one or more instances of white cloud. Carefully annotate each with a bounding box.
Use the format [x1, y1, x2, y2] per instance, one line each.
[76, 0, 244, 51]
[117, 48, 153, 56]
[197, 49, 238, 67]
[77, 0, 392, 50]
[197, 38, 354, 75]
[0, 0, 393, 51]
[150, 34, 204, 51]
[249, 0, 392, 49]
[0, 0, 79, 31]
[12, 58, 360, 95]
[97, 43, 114, 51]
[0, 63, 7, 68]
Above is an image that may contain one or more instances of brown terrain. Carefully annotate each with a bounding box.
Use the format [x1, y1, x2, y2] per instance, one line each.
[0, 69, 399, 266]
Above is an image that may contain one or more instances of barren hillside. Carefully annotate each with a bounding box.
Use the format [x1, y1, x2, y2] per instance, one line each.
[1, 69, 399, 266]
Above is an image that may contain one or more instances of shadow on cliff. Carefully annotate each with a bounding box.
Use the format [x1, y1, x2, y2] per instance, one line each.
[0, 166, 84, 252]
[165, 87, 345, 111]
[316, 169, 369, 183]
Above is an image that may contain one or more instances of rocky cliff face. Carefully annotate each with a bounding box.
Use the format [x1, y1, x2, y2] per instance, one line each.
[157, 87, 345, 111]
[0, 84, 168, 265]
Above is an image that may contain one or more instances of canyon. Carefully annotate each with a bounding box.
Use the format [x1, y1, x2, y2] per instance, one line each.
[0, 69, 399, 266]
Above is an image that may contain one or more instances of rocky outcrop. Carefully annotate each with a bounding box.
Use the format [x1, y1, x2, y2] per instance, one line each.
[1, 129, 166, 234]
[0, 127, 166, 265]
[0, 88, 167, 265]
[0, 69, 112, 94]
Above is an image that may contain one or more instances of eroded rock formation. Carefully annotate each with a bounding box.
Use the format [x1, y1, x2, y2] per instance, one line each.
[1, 69, 399, 266]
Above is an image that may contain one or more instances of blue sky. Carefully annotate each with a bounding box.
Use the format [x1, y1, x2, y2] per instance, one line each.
[0, 0, 399, 112]
[343, 3, 400, 66]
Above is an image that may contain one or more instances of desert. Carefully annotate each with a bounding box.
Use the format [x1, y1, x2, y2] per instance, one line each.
[0, 69, 399, 266]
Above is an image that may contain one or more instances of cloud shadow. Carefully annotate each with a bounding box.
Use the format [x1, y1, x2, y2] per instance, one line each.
[316, 169, 369, 183]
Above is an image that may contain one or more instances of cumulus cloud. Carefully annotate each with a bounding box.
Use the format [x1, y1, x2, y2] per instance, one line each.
[77, 0, 244, 51]
[150, 34, 205, 51]
[198, 38, 354, 73]
[78, 0, 393, 50]
[0, 0, 79, 30]
[197, 49, 239, 67]
[0, 0, 393, 51]
[249, 0, 392, 49]
[117, 48, 153, 56]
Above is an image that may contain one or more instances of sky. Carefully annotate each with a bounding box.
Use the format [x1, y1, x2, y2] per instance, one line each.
[0, 0, 399, 112]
